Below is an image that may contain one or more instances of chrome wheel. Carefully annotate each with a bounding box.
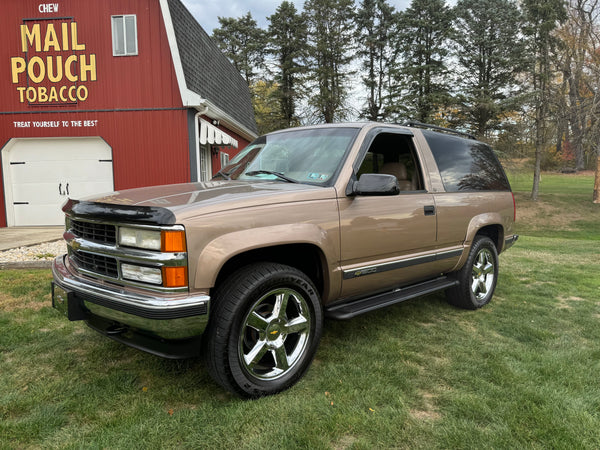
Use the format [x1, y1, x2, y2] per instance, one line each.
[239, 288, 311, 381]
[471, 248, 495, 301]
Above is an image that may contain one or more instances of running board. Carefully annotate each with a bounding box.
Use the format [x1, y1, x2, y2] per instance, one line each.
[325, 276, 458, 320]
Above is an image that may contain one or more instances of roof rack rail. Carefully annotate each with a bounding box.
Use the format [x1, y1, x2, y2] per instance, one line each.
[401, 120, 477, 140]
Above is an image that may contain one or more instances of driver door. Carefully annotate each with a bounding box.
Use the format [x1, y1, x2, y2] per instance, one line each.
[338, 131, 442, 300]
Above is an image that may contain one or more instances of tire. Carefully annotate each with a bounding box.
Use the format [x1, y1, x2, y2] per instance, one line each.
[446, 236, 498, 310]
[202, 262, 323, 398]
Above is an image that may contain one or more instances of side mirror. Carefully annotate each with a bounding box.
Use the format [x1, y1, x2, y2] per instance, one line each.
[351, 173, 400, 196]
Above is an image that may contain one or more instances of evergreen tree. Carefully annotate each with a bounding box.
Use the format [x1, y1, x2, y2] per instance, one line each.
[304, 0, 356, 123]
[452, 0, 526, 137]
[395, 0, 454, 124]
[267, 1, 308, 128]
[355, 0, 397, 121]
[212, 13, 266, 85]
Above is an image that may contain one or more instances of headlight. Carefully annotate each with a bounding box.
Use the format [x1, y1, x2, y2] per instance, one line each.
[121, 263, 162, 285]
[119, 227, 161, 251]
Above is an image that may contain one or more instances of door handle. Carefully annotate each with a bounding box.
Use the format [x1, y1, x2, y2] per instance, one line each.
[424, 205, 435, 216]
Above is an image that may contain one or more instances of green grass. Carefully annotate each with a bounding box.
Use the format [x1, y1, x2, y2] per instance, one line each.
[508, 170, 594, 195]
[508, 170, 599, 240]
[1, 171, 599, 448]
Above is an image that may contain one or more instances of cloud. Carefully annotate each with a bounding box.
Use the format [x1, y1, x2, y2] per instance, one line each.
[181, 0, 422, 35]
[181, 0, 303, 34]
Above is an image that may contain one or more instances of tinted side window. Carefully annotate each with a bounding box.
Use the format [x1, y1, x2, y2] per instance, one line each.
[423, 131, 510, 192]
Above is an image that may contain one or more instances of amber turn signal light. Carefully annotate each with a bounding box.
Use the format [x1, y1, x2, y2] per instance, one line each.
[162, 266, 188, 288]
[161, 230, 186, 252]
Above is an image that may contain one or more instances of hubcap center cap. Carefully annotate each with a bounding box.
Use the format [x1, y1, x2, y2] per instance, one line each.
[266, 321, 284, 341]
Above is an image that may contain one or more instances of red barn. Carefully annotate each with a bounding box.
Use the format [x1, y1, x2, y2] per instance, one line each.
[0, 0, 258, 227]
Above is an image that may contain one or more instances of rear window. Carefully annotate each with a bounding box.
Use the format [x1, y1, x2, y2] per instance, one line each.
[422, 130, 511, 192]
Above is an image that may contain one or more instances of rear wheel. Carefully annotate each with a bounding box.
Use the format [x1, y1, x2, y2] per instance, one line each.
[447, 236, 498, 310]
[202, 263, 323, 397]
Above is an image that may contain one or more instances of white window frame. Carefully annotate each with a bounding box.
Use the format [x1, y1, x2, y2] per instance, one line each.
[220, 151, 230, 169]
[111, 15, 138, 56]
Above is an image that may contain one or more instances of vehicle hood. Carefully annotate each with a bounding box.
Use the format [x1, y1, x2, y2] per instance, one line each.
[86, 180, 337, 220]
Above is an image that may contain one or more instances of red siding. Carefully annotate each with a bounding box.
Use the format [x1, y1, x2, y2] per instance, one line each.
[0, 109, 190, 226]
[0, 0, 253, 227]
[1, 0, 182, 111]
[0, 0, 188, 227]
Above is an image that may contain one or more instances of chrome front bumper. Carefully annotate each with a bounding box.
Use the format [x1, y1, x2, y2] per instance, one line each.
[52, 255, 210, 353]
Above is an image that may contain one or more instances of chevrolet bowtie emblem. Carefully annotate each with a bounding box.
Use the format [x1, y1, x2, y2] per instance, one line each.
[270, 330, 279, 335]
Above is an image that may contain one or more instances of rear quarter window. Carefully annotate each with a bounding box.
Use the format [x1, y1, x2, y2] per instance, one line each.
[422, 130, 511, 192]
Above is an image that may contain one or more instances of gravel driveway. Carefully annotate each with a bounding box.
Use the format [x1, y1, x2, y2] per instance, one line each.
[0, 240, 66, 264]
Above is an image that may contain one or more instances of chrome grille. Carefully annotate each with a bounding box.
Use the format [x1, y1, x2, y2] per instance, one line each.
[71, 220, 116, 245]
[71, 250, 118, 279]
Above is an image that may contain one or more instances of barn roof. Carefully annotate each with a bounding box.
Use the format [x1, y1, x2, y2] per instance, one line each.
[163, 0, 258, 138]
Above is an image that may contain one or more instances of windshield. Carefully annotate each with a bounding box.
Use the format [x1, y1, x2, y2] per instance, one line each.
[216, 127, 359, 185]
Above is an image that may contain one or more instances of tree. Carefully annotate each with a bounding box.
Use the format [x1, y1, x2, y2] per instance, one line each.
[267, 1, 308, 128]
[561, 1, 594, 171]
[355, 0, 397, 121]
[304, 0, 356, 123]
[522, 0, 567, 200]
[212, 13, 266, 85]
[452, 0, 526, 138]
[566, 0, 600, 202]
[395, 0, 454, 123]
[557, 0, 600, 173]
[251, 80, 286, 134]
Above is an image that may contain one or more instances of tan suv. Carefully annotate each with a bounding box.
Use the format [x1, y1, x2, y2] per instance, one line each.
[52, 122, 518, 397]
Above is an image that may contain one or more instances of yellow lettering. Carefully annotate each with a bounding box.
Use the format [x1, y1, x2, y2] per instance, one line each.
[80, 54, 96, 82]
[47, 56, 63, 82]
[48, 86, 59, 102]
[77, 85, 88, 101]
[13, 20, 94, 104]
[59, 85, 68, 102]
[16, 86, 26, 102]
[38, 87, 48, 103]
[21, 23, 41, 52]
[43, 24, 60, 51]
[64, 55, 77, 82]
[11, 57, 26, 83]
[27, 56, 45, 83]
[16, 85, 90, 104]
[26, 87, 37, 102]
[62, 22, 69, 51]
[71, 22, 85, 51]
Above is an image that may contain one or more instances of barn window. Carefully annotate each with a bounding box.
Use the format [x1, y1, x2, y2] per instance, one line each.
[220, 151, 230, 168]
[111, 15, 138, 56]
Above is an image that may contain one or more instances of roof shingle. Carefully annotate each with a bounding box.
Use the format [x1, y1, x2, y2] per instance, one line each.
[167, 0, 257, 135]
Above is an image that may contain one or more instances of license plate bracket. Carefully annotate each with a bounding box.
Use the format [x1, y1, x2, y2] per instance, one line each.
[51, 282, 87, 321]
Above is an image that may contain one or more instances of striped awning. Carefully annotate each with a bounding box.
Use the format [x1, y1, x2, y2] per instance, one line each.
[199, 118, 238, 148]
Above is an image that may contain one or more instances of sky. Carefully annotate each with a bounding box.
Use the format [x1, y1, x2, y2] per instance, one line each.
[182, 0, 417, 35]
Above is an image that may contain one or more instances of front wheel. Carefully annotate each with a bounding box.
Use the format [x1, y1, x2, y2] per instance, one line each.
[202, 263, 323, 398]
[447, 236, 498, 310]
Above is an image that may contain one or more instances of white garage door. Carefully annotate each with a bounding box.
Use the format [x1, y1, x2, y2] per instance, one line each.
[2, 137, 114, 226]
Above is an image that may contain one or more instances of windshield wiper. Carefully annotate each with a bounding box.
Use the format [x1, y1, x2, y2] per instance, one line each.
[213, 169, 231, 180]
[245, 170, 298, 183]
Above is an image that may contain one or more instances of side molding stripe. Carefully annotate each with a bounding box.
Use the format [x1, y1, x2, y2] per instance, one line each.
[342, 249, 463, 280]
